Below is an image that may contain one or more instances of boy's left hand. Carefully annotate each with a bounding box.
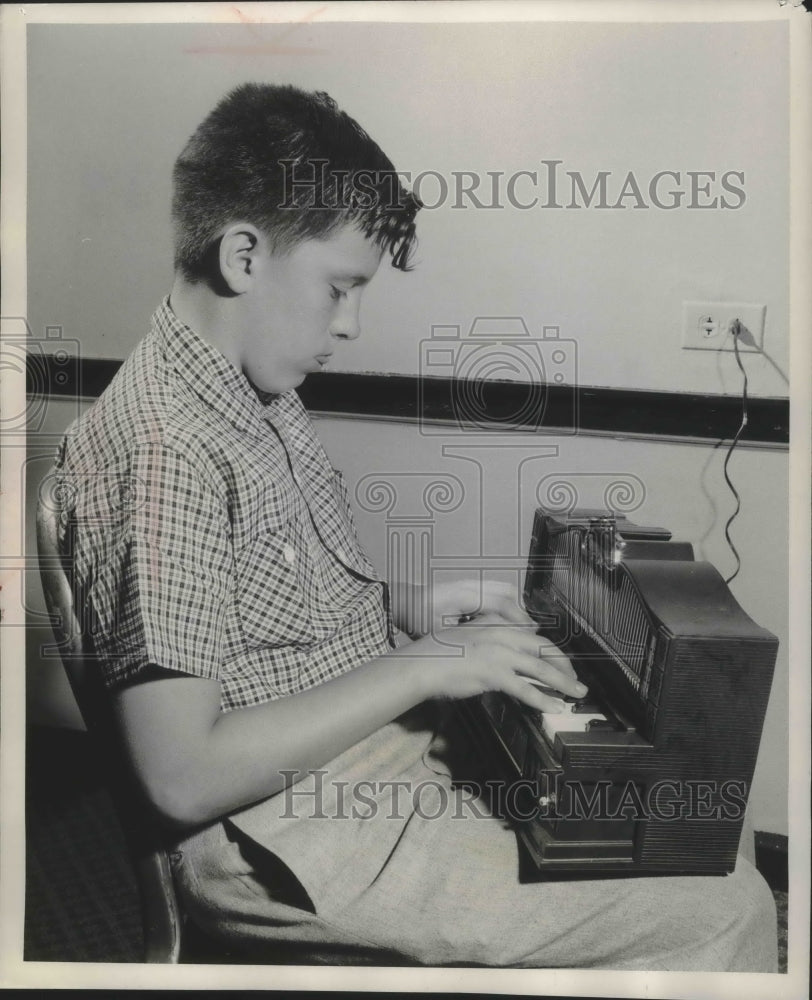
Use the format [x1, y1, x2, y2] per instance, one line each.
[394, 579, 536, 638]
[432, 578, 535, 631]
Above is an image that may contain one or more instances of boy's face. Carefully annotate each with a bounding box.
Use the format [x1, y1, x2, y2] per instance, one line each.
[238, 223, 383, 395]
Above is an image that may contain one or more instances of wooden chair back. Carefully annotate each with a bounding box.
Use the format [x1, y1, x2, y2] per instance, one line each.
[36, 491, 182, 963]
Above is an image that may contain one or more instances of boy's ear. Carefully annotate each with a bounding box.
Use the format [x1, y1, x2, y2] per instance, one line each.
[218, 223, 262, 294]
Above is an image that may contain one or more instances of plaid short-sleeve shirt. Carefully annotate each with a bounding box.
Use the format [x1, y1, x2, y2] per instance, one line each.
[53, 299, 393, 711]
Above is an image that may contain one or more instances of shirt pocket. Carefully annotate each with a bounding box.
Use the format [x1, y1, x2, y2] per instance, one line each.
[234, 521, 318, 649]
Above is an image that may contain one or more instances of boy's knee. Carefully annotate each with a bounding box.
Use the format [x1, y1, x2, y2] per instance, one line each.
[728, 857, 777, 927]
[694, 859, 777, 971]
[733, 859, 778, 938]
[601, 860, 777, 971]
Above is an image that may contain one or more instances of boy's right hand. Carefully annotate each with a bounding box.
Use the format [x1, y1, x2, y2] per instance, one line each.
[406, 616, 586, 713]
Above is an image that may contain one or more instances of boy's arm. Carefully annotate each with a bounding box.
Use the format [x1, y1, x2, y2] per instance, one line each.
[112, 616, 585, 828]
[106, 443, 582, 827]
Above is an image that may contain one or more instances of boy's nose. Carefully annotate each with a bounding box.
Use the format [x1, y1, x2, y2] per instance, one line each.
[330, 297, 362, 341]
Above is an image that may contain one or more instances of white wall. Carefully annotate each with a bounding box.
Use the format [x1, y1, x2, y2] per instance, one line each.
[27, 19, 788, 396]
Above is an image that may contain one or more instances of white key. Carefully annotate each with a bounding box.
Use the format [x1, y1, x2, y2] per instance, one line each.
[541, 711, 608, 741]
[523, 682, 610, 739]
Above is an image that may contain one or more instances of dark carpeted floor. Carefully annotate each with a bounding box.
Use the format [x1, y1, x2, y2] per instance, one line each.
[24, 726, 788, 970]
[24, 727, 143, 962]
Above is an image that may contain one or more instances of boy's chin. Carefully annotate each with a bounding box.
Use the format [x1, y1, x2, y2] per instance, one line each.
[245, 372, 298, 401]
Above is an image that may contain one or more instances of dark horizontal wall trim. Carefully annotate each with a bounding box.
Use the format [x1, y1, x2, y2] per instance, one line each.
[28, 356, 789, 445]
[300, 373, 788, 445]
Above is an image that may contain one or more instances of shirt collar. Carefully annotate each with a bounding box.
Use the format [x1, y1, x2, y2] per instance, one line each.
[151, 296, 281, 436]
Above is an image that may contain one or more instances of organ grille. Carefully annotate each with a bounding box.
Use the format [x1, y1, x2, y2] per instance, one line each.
[544, 523, 656, 698]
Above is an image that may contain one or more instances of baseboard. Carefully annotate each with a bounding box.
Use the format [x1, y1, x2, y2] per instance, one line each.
[754, 831, 788, 892]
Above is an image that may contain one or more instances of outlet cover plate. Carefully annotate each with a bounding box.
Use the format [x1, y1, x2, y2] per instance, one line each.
[682, 301, 765, 351]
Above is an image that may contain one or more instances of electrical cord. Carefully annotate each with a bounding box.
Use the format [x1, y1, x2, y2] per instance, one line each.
[722, 319, 749, 583]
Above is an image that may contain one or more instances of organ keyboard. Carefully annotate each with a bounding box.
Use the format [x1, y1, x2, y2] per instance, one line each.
[458, 508, 778, 877]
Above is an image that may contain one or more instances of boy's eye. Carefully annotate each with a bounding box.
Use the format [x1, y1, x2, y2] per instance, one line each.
[329, 285, 344, 301]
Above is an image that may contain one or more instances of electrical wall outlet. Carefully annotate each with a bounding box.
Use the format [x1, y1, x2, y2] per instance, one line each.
[681, 301, 766, 351]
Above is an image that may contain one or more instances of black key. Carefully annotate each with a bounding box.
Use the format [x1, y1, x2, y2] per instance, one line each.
[586, 718, 618, 731]
[571, 698, 604, 714]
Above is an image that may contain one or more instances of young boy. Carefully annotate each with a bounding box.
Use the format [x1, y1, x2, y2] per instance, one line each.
[52, 83, 777, 969]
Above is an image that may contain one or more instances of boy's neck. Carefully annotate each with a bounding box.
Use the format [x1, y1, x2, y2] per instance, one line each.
[169, 275, 242, 371]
